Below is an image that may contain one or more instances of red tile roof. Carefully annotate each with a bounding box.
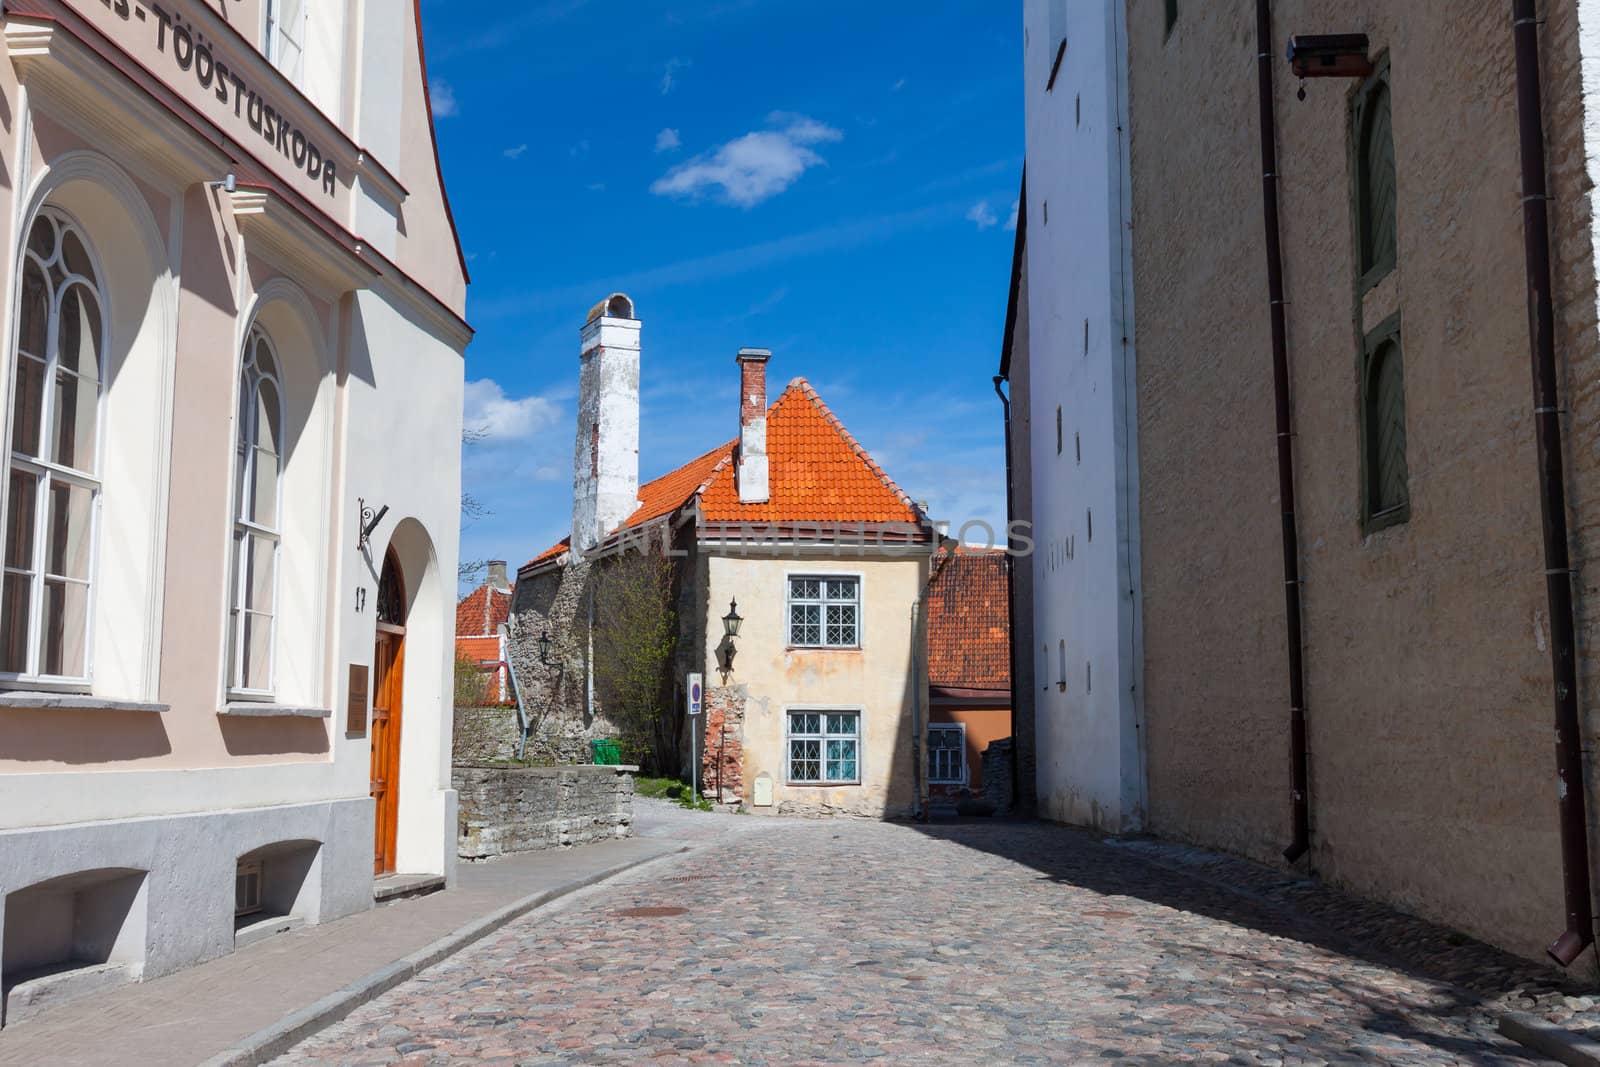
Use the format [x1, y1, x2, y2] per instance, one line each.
[927, 549, 1010, 690]
[521, 378, 923, 571]
[455, 581, 513, 637]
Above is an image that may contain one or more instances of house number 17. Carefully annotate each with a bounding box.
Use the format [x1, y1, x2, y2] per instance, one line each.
[355, 587, 367, 613]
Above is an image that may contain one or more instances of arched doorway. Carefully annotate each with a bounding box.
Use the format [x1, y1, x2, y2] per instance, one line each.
[370, 547, 407, 875]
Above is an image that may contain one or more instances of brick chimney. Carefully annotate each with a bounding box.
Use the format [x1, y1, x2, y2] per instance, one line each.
[736, 348, 771, 504]
[486, 561, 509, 592]
[572, 294, 641, 554]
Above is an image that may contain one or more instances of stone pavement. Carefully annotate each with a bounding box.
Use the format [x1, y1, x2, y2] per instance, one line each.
[0, 835, 684, 1067]
[273, 817, 1558, 1066]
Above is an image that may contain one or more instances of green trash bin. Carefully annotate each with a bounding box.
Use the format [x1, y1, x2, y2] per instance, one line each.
[590, 738, 621, 765]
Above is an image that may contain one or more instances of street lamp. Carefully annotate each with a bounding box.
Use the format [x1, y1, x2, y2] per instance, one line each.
[537, 630, 552, 665]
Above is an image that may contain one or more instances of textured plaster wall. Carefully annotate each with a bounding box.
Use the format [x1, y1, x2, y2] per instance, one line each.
[1022, 0, 1146, 833]
[704, 553, 926, 818]
[1126, 0, 1600, 962]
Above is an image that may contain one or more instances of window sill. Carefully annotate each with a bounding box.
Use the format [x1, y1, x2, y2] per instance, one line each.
[785, 781, 862, 788]
[0, 691, 168, 713]
[219, 703, 332, 719]
[785, 646, 863, 654]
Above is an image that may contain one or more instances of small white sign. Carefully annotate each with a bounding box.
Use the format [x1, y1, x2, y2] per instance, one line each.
[687, 672, 703, 717]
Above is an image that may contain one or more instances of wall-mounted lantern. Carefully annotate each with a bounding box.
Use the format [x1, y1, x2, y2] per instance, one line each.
[718, 599, 743, 679]
[538, 630, 552, 665]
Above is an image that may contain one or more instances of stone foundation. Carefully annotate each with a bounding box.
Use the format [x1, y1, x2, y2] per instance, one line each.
[453, 764, 634, 860]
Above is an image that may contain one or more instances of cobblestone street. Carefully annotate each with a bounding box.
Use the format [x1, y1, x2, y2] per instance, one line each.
[276, 808, 1548, 1066]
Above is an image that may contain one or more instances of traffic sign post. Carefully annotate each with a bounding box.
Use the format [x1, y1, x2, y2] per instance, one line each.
[687, 673, 703, 806]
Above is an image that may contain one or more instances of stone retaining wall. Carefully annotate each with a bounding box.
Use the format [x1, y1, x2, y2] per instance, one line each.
[453, 764, 634, 860]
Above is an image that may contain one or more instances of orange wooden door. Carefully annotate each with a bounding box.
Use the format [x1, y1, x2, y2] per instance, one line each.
[370, 631, 405, 874]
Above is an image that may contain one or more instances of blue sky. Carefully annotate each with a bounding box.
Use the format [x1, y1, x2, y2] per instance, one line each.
[419, 1, 1021, 590]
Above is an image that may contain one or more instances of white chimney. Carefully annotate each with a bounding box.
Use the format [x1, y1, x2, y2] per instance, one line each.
[487, 560, 509, 592]
[572, 294, 641, 554]
[736, 348, 771, 504]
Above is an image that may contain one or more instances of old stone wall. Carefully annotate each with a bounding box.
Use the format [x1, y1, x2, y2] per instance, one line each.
[1125, 0, 1600, 963]
[982, 738, 1013, 815]
[507, 557, 619, 743]
[701, 685, 746, 803]
[453, 765, 634, 859]
[451, 705, 593, 767]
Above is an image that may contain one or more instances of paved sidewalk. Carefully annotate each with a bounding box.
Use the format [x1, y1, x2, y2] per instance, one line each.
[0, 835, 684, 1067]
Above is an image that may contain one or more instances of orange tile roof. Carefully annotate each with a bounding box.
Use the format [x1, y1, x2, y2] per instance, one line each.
[697, 379, 922, 525]
[927, 549, 1010, 690]
[521, 378, 923, 571]
[455, 581, 513, 637]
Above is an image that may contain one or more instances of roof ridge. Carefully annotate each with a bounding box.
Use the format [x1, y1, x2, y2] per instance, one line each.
[784, 378, 924, 520]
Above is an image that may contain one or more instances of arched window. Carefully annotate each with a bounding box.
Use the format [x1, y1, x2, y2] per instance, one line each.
[228, 326, 283, 694]
[2, 209, 105, 682]
[1354, 62, 1397, 288]
[1361, 316, 1409, 531]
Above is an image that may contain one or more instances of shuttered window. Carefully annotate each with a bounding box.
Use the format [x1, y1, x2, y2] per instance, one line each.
[1360, 315, 1408, 532]
[1354, 62, 1397, 290]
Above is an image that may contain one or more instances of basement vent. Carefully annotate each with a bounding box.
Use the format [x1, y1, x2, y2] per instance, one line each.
[235, 860, 263, 918]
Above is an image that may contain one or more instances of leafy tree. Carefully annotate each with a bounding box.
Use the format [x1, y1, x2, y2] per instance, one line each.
[585, 548, 678, 771]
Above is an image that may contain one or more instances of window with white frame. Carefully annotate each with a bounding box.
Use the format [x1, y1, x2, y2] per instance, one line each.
[787, 575, 859, 648]
[928, 723, 966, 785]
[265, 0, 307, 86]
[2, 209, 105, 684]
[787, 711, 859, 784]
[227, 326, 283, 695]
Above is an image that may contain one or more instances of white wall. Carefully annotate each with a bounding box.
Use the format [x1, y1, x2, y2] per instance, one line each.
[1021, 0, 1145, 831]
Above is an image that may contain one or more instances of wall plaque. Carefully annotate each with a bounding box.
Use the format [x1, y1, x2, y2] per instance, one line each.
[346, 664, 369, 736]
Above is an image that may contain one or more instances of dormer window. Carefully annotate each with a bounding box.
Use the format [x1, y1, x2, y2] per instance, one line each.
[266, 0, 307, 86]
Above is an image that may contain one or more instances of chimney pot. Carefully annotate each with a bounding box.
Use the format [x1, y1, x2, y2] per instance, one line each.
[487, 560, 509, 591]
[736, 349, 771, 505]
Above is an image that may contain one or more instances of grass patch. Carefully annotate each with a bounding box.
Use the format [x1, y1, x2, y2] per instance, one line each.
[634, 776, 714, 810]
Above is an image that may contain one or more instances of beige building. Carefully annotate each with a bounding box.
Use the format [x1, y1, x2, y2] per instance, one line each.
[0, 0, 471, 1021]
[511, 298, 937, 818]
[1014, 0, 1600, 965]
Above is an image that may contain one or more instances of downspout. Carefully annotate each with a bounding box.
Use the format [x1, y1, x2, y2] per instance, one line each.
[1511, 0, 1595, 967]
[911, 598, 926, 822]
[994, 374, 1021, 811]
[1253, 0, 1311, 863]
[500, 621, 530, 760]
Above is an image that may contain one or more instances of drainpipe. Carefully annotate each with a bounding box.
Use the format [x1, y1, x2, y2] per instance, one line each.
[911, 598, 926, 821]
[994, 375, 1021, 812]
[1253, 0, 1311, 863]
[499, 621, 529, 760]
[1511, 0, 1595, 967]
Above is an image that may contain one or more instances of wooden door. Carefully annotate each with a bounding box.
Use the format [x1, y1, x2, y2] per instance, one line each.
[370, 629, 405, 874]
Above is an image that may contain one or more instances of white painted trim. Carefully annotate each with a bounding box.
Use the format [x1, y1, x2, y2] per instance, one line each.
[781, 704, 865, 787]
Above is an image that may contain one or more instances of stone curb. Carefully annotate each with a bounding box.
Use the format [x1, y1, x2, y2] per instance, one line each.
[1499, 1012, 1600, 1066]
[197, 843, 689, 1067]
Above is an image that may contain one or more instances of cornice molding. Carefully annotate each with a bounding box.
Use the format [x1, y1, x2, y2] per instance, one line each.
[230, 185, 375, 295]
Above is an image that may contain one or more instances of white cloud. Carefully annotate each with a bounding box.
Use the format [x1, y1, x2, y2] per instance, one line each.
[587, 183, 607, 192]
[1004, 199, 1019, 231]
[655, 127, 682, 153]
[463, 379, 560, 442]
[650, 112, 842, 208]
[661, 56, 691, 94]
[503, 143, 529, 160]
[429, 79, 459, 119]
[892, 77, 907, 91]
[966, 200, 998, 230]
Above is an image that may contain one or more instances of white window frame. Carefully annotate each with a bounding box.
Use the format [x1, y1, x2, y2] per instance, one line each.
[927, 722, 967, 786]
[785, 708, 862, 785]
[225, 324, 284, 699]
[1, 207, 108, 690]
[785, 573, 862, 649]
[264, 0, 308, 85]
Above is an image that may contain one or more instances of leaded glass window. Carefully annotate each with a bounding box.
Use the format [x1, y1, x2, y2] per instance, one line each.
[1354, 62, 1397, 288]
[928, 723, 966, 785]
[788, 711, 859, 783]
[2, 209, 104, 682]
[787, 575, 859, 648]
[1360, 316, 1409, 532]
[227, 326, 283, 694]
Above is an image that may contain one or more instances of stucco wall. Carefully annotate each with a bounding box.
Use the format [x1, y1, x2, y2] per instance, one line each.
[703, 553, 926, 818]
[1125, 0, 1600, 962]
[1021, 0, 1146, 832]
